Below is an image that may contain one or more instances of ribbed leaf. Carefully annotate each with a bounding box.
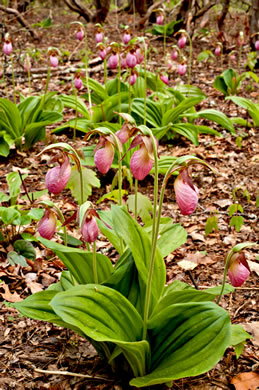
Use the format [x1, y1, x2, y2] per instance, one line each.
[162, 97, 203, 126]
[196, 109, 235, 134]
[51, 284, 149, 376]
[131, 98, 162, 127]
[172, 123, 199, 145]
[37, 238, 113, 284]
[131, 302, 231, 387]
[91, 92, 129, 122]
[59, 94, 90, 118]
[111, 206, 166, 315]
[0, 98, 22, 138]
[83, 77, 108, 104]
[226, 96, 259, 126]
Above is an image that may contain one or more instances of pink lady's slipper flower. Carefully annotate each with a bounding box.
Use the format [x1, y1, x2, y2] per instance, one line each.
[120, 55, 127, 69]
[50, 55, 59, 68]
[227, 252, 250, 287]
[3, 41, 12, 56]
[45, 153, 71, 194]
[38, 209, 57, 239]
[178, 35, 187, 49]
[76, 27, 84, 41]
[160, 74, 169, 85]
[126, 51, 137, 68]
[74, 76, 83, 90]
[255, 40, 259, 51]
[136, 48, 144, 64]
[99, 48, 107, 60]
[177, 64, 187, 75]
[108, 53, 119, 69]
[123, 33, 131, 45]
[156, 15, 164, 25]
[174, 168, 199, 215]
[94, 135, 115, 174]
[231, 54, 236, 62]
[129, 135, 155, 181]
[130, 72, 137, 85]
[215, 46, 221, 56]
[81, 209, 99, 243]
[95, 32, 104, 43]
[171, 49, 178, 61]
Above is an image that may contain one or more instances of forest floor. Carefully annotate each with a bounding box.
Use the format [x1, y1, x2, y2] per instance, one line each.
[0, 4, 258, 390]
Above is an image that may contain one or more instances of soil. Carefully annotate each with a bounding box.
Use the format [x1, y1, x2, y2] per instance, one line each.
[0, 4, 258, 390]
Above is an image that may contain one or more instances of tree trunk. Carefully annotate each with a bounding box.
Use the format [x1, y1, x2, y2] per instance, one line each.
[217, 0, 230, 31]
[94, 0, 111, 23]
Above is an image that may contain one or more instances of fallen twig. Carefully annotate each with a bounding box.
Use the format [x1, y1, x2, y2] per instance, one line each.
[34, 368, 113, 381]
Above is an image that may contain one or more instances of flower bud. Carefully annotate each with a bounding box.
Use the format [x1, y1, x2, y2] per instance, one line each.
[174, 168, 199, 215]
[126, 51, 137, 68]
[81, 212, 99, 243]
[255, 40, 259, 51]
[74, 76, 83, 90]
[38, 209, 57, 239]
[45, 154, 71, 194]
[178, 35, 187, 49]
[171, 50, 178, 61]
[50, 55, 59, 68]
[130, 72, 137, 85]
[227, 252, 250, 287]
[108, 53, 119, 69]
[76, 27, 84, 41]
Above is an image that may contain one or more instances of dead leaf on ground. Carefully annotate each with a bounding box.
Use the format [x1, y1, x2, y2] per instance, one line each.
[178, 252, 215, 270]
[247, 261, 259, 277]
[241, 322, 259, 347]
[231, 372, 259, 390]
[214, 199, 232, 208]
[0, 283, 22, 302]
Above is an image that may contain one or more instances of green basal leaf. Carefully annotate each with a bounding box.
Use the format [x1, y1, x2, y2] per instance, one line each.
[13, 240, 36, 260]
[131, 302, 231, 387]
[66, 166, 100, 205]
[97, 209, 122, 255]
[7, 251, 28, 267]
[127, 193, 153, 224]
[57, 233, 82, 247]
[37, 237, 113, 284]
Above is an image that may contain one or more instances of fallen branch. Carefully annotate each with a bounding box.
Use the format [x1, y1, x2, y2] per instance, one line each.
[34, 368, 112, 381]
[138, 0, 166, 28]
[0, 4, 38, 38]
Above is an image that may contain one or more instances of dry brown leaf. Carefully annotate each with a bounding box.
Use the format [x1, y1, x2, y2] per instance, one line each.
[26, 281, 43, 294]
[214, 199, 232, 208]
[0, 283, 22, 302]
[231, 372, 259, 390]
[189, 232, 205, 242]
[247, 261, 259, 276]
[178, 260, 197, 271]
[242, 322, 259, 347]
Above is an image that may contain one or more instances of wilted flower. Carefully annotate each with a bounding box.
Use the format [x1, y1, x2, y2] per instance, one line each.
[126, 51, 137, 68]
[178, 35, 187, 49]
[24, 55, 31, 72]
[50, 55, 59, 68]
[38, 209, 57, 239]
[45, 153, 71, 194]
[108, 53, 119, 69]
[81, 209, 99, 243]
[174, 168, 199, 215]
[227, 252, 250, 287]
[177, 64, 187, 75]
[156, 15, 164, 25]
[76, 27, 84, 41]
[3, 41, 12, 56]
[123, 32, 131, 45]
[129, 135, 155, 180]
[94, 135, 115, 174]
[255, 40, 259, 51]
[215, 46, 221, 56]
[160, 73, 169, 85]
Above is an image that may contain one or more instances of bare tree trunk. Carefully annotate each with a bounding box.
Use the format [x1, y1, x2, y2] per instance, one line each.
[0, 4, 38, 38]
[94, 0, 111, 23]
[217, 0, 230, 31]
[63, 0, 110, 23]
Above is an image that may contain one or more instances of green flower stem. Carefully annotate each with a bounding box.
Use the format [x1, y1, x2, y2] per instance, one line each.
[163, 24, 167, 66]
[84, 29, 92, 115]
[238, 45, 242, 74]
[92, 240, 98, 284]
[104, 58, 107, 85]
[79, 164, 84, 204]
[187, 34, 192, 86]
[11, 55, 16, 105]
[42, 63, 51, 108]
[27, 68, 31, 95]
[128, 69, 132, 114]
[216, 249, 233, 305]
[144, 42, 147, 125]
[142, 134, 159, 340]
[118, 55, 122, 125]
[73, 88, 78, 140]
[134, 178, 138, 220]
[63, 225, 68, 246]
